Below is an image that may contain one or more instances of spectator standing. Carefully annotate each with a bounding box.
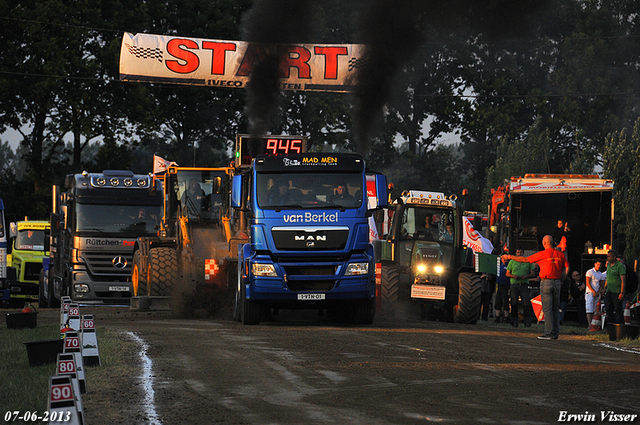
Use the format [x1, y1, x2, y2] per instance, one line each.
[552, 220, 566, 247]
[506, 247, 536, 327]
[503, 235, 570, 340]
[604, 250, 626, 324]
[559, 276, 570, 324]
[585, 260, 604, 326]
[568, 270, 588, 326]
[480, 273, 495, 321]
[617, 254, 638, 314]
[494, 256, 511, 323]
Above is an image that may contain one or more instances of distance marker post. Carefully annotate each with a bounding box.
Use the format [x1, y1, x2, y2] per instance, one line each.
[81, 314, 101, 366]
[60, 297, 71, 333]
[56, 353, 84, 425]
[63, 331, 86, 394]
[47, 376, 80, 425]
[67, 303, 81, 332]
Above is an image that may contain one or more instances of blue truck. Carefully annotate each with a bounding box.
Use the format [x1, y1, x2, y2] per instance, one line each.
[231, 152, 387, 325]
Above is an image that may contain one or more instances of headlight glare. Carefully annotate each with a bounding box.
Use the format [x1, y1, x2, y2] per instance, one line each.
[345, 262, 369, 276]
[252, 263, 277, 277]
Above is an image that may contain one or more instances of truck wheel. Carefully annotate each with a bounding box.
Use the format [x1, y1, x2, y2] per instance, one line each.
[454, 272, 482, 324]
[241, 278, 261, 325]
[148, 248, 179, 296]
[48, 268, 59, 308]
[233, 261, 243, 322]
[132, 250, 147, 297]
[352, 298, 375, 325]
[38, 269, 48, 308]
[381, 265, 400, 317]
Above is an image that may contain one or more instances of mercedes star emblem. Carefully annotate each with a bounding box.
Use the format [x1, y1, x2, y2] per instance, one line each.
[112, 256, 127, 269]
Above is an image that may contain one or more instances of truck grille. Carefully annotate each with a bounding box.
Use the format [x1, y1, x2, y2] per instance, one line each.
[283, 265, 336, 276]
[279, 259, 339, 292]
[24, 262, 43, 281]
[81, 251, 132, 280]
[286, 280, 335, 292]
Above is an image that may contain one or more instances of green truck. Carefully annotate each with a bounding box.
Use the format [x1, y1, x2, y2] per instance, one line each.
[7, 219, 50, 305]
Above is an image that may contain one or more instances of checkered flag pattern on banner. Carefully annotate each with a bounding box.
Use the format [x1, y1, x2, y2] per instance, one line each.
[125, 43, 163, 62]
[348, 57, 367, 72]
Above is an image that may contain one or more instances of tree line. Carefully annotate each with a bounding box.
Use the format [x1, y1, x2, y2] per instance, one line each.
[1, 0, 639, 259]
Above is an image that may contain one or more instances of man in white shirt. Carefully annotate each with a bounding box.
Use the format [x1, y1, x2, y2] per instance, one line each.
[585, 260, 604, 325]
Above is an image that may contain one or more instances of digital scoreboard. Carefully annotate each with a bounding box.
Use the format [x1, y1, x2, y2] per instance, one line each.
[235, 134, 308, 166]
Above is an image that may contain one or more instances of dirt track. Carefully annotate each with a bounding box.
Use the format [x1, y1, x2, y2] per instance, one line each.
[38, 306, 640, 425]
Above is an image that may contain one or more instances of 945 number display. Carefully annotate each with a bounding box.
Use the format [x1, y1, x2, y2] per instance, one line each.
[4, 411, 71, 422]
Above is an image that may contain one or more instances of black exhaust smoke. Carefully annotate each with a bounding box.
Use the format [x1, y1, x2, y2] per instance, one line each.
[241, 0, 314, 157]
[351, 0, 551, 156]
[241, 0, 551, 157]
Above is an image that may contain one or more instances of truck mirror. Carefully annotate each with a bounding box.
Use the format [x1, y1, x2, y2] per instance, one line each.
[9, 222, 17, 238]
[50, 213, 60, 236]
[473, 215, 483, 231]
[375, 174, 388, 209]
[231, 175, 243, 208]
[212, 177, 222, 194]
[150, 177, 158, 195]
[44, 229, 50, 253]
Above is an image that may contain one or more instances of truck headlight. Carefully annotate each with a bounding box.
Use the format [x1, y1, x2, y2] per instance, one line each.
[252, 263, 277, 277]
[345, 262, 369, 276]
[74, 284, 90, 293]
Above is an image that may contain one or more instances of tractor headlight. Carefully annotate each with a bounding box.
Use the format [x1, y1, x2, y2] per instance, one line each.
[345, 262, 369, 276]
[416, 264, 427, 274]
[252, 263, 277, 277]
[434, 265, 444, 274]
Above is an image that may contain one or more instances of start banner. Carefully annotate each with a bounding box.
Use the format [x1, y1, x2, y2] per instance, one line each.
[119, 32, 366, 93]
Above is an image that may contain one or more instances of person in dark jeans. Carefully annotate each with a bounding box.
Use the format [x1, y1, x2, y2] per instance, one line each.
[568, 270, 588, 326]
[604, 250, 626, 324]
[480, 273, 495, 321]
[506, 247, 536, 327]
[503, 235, 570, 340]
[494, 256, 510, 323]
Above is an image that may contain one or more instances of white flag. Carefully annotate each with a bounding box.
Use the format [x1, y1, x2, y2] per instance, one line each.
[153, 155, 178, 174]
[368, 215, 379, 243]
[462, 217, 494, 253]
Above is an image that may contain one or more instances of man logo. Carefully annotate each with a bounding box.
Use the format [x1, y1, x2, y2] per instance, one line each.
[306, 241, 315, 248]
[294, 235, 327, 241]
[112, 256, 127, 269]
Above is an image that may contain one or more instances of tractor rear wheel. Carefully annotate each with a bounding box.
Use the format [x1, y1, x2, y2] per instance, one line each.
[454, 272, 482, 324]
[381, 265, 400, 317]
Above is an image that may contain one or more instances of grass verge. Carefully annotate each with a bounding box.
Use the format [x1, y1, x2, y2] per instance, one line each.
[0, 323, 137, 417]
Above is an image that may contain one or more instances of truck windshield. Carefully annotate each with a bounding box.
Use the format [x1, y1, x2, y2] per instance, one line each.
[16, 229, 45, 251]
[75, 204, 162, 236]
[256, 172, 363, 209]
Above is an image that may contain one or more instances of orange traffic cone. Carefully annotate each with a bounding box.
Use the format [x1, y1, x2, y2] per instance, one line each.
[624, 301, 631, 325]
[589, 299, 602, 332]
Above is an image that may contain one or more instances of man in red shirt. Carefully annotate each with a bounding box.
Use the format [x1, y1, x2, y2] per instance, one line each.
[503, 235, 570, 340]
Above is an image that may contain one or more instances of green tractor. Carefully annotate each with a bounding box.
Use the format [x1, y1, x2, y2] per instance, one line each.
[376, 190, 483, 324]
